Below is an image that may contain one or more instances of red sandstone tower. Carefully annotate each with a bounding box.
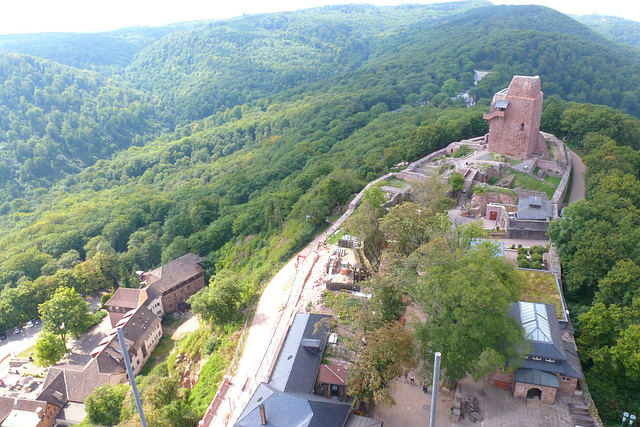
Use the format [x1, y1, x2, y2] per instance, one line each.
[483, 76, 548, 159]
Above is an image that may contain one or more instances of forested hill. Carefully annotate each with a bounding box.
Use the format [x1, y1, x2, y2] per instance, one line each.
[121, 1, 490, 124]
[0, 3, 639, 422]
[575, 14, 640, 49]
[0, 53, 165, 193]
[0, 25, 191, 70]
[0, 3, 639, 283]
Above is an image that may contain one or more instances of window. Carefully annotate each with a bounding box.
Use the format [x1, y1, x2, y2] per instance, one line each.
[545, 358, 555, 363]
[520, 123, 525, 131]
[561, 377, 572, 382]
[532, 356, 542, 361]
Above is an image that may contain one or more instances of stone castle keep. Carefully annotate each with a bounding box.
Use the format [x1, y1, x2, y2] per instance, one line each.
[483, 75, 548, 160]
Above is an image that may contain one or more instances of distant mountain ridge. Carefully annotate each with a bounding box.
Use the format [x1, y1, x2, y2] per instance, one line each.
[0, 4, 638, 423]
[575, 14, 640, 49]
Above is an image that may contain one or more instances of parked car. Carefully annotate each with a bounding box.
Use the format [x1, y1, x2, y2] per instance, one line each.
[26, 321, 34, 328]
[33, 318, 41, 325]
[13, 327, 21, 335]
[0, 332, 7, 340]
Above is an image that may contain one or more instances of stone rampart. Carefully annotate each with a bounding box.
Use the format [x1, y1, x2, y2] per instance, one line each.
[551, 141, 573, 219]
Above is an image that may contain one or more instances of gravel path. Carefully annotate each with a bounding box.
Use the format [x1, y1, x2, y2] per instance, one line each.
[568, 150, 586, 204]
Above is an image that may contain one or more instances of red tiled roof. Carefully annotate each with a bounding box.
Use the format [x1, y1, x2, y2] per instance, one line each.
[317, 364, 349, 385]
[105, 287, 147, 309]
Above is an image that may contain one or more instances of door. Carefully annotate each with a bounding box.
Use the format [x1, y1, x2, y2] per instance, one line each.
[489, 210, 497, 220]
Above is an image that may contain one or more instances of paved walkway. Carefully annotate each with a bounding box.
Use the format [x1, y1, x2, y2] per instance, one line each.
[64, 315, 112, 366]
[568, 150, 585, 204]
[207, 234, 324, 426]
[370, 373, 577, 427]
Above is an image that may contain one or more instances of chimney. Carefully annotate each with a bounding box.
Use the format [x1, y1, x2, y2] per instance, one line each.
[35, 407, 43, 419]
[259, 403, 267, 425]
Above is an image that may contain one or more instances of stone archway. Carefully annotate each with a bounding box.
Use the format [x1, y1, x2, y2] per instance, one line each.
[526, 387, 542, 400]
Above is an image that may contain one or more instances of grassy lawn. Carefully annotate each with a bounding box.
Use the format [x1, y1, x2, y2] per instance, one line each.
[138, 335, 174, 376]
[17, 345, 35, 358]
[326, 229, 344, 245]
[472, 183, 517, 198]
[383, 177, 409, 189]
[452, 145, 472, 158]
[511, 172, 557, 199]
[506, 158, 521, 166]
[322, 290, 362, 325]
[544, 175, 561, 186]
[518, 269, 563, 315]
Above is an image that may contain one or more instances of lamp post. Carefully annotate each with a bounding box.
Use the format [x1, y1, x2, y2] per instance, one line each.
[621, 412, 637, 427]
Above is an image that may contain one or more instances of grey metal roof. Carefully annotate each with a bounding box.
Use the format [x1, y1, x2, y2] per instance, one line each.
[510, 302, 583, 378]
[346, 414, 384, 427]
[236, 384, 351, 427]
[307, 400, 351, 427]
[517, 196, 552, 220]
[562, 341, 584, 378]
[235, 384, 313, 427]
[55, 402, 87, 424]
[520, 302, 552, 343]
[495, 99, 510, 109]
[515, 368, 559, 387]
[270, 313, 331, 394]
[236, 313, 355, 427]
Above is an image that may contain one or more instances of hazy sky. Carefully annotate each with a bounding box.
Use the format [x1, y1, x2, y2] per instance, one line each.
[0, 0, 637, 35]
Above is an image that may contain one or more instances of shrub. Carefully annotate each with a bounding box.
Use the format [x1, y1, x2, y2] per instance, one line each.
[531, 253, 543, 263]
[518, 259, 531, 268]
[78, 310, 107, 334]
[530, 245, 547, 255]
[452, 145, 471, 158]
[205, 336, 221, 354]
[100, 291, 114, 308]
[531, 261, 543, 269]
[85, 384, 128, 426]
[517, 247, 527, 256]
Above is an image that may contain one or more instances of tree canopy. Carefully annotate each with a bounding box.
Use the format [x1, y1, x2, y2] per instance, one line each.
[38, 286, 91, 344]
[85, 384, 129, 426]
[403, 224, 527, 380]
[546, 98, 640, 424]
[346, 322, 416, 405]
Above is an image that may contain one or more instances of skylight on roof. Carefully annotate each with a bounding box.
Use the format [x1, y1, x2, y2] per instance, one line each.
[520, 301, 552, 343]
[495, 99, 510, 109]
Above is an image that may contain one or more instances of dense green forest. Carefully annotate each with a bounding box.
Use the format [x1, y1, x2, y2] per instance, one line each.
[0, 2, 639, 424]
[0, 25, 191, 70]
[546, 99, 640, 425]
[576, 14, 640, 49]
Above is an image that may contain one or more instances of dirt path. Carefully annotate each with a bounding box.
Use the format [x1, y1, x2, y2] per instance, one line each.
[171, 314, 200, 340]
[568, 150, 586, 204]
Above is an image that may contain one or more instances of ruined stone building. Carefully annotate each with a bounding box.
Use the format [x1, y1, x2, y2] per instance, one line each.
[484, 76, 548, 159]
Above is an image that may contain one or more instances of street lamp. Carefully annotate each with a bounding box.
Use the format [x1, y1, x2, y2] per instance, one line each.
[622, 412, 637, 427]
